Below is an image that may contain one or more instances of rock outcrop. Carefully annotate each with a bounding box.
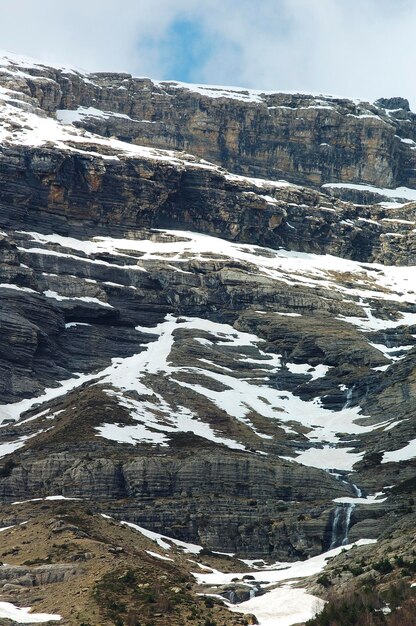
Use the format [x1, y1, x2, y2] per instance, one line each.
[2, 55, 416, 190]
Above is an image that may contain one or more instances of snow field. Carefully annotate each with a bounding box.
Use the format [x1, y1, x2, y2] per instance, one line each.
[0, 603, 61, 623]
[0, 228, 415, 470]
[20, 229, 416, 307]
[195, 540, 376, 626]
[193, 539, 376, 586]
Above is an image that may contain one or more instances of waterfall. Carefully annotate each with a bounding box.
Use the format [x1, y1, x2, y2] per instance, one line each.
[351, 483, 363, 498]
[249, 589, 255, 599]
[343, 385, 355, 409]
[330, 507, 342, 549]
[326, 472, 362, 549]
[330, 503, 355, 548]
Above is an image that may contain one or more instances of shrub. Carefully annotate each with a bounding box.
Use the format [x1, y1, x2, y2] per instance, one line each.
[316, 574, 331, 588]
[121, 570, 137, 586]
[373, 559, 393, 574]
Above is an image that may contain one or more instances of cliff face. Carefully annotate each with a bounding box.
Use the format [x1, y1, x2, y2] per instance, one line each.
[1, 53, 416, 267]
[0, 53, 415, 623]
[3, 56, 416, 190]
[0, 125, 415, 266]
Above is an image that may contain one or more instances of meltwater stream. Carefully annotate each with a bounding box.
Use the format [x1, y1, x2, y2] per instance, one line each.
[330, 503, 355, 549]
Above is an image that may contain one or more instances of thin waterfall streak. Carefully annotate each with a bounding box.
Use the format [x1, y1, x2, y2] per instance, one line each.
[342, 504, 355, 545]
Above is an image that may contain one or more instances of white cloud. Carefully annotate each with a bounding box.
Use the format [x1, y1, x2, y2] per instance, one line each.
[0, 0, 200, 73]
[196, 0, 416, 107]
[0, 0, 415, 108]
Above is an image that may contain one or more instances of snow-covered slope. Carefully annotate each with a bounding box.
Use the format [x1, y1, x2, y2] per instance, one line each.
[1, 229, 415, 473]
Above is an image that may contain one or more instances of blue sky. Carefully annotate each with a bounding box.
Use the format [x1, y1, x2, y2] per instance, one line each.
[164, 19, 211, 82]
[1, 0, 416, 107]
[155, 18, 220, 83]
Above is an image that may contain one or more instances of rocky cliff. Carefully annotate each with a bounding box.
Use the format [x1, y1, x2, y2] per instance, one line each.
[3, 54, 416, 191]
[0, 52, 415, 625]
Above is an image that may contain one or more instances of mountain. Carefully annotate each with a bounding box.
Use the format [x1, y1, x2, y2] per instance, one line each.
[0, 51, 414, 626]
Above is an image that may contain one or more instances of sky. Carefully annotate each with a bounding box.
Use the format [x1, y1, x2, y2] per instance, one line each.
[0, 0, 415, 108]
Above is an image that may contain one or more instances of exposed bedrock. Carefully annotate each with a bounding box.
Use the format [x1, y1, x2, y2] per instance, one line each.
[0, 448, 353, 558]
[0, 145, 415, 265]
[3, 62, 416, 189]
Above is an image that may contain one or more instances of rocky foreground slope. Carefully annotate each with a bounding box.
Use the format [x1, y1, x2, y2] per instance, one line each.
[0, 52, 414, 625]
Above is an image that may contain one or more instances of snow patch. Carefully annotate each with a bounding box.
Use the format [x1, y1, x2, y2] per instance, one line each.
[229, 587, 325, 626]
[382, 438, 416, 463]
[323, 182, 416, 202]
[0, 602, 61, 623]
[194, 540, 376, 585]
[56, 106, 134, 124]
[120, 520, 203, 554]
